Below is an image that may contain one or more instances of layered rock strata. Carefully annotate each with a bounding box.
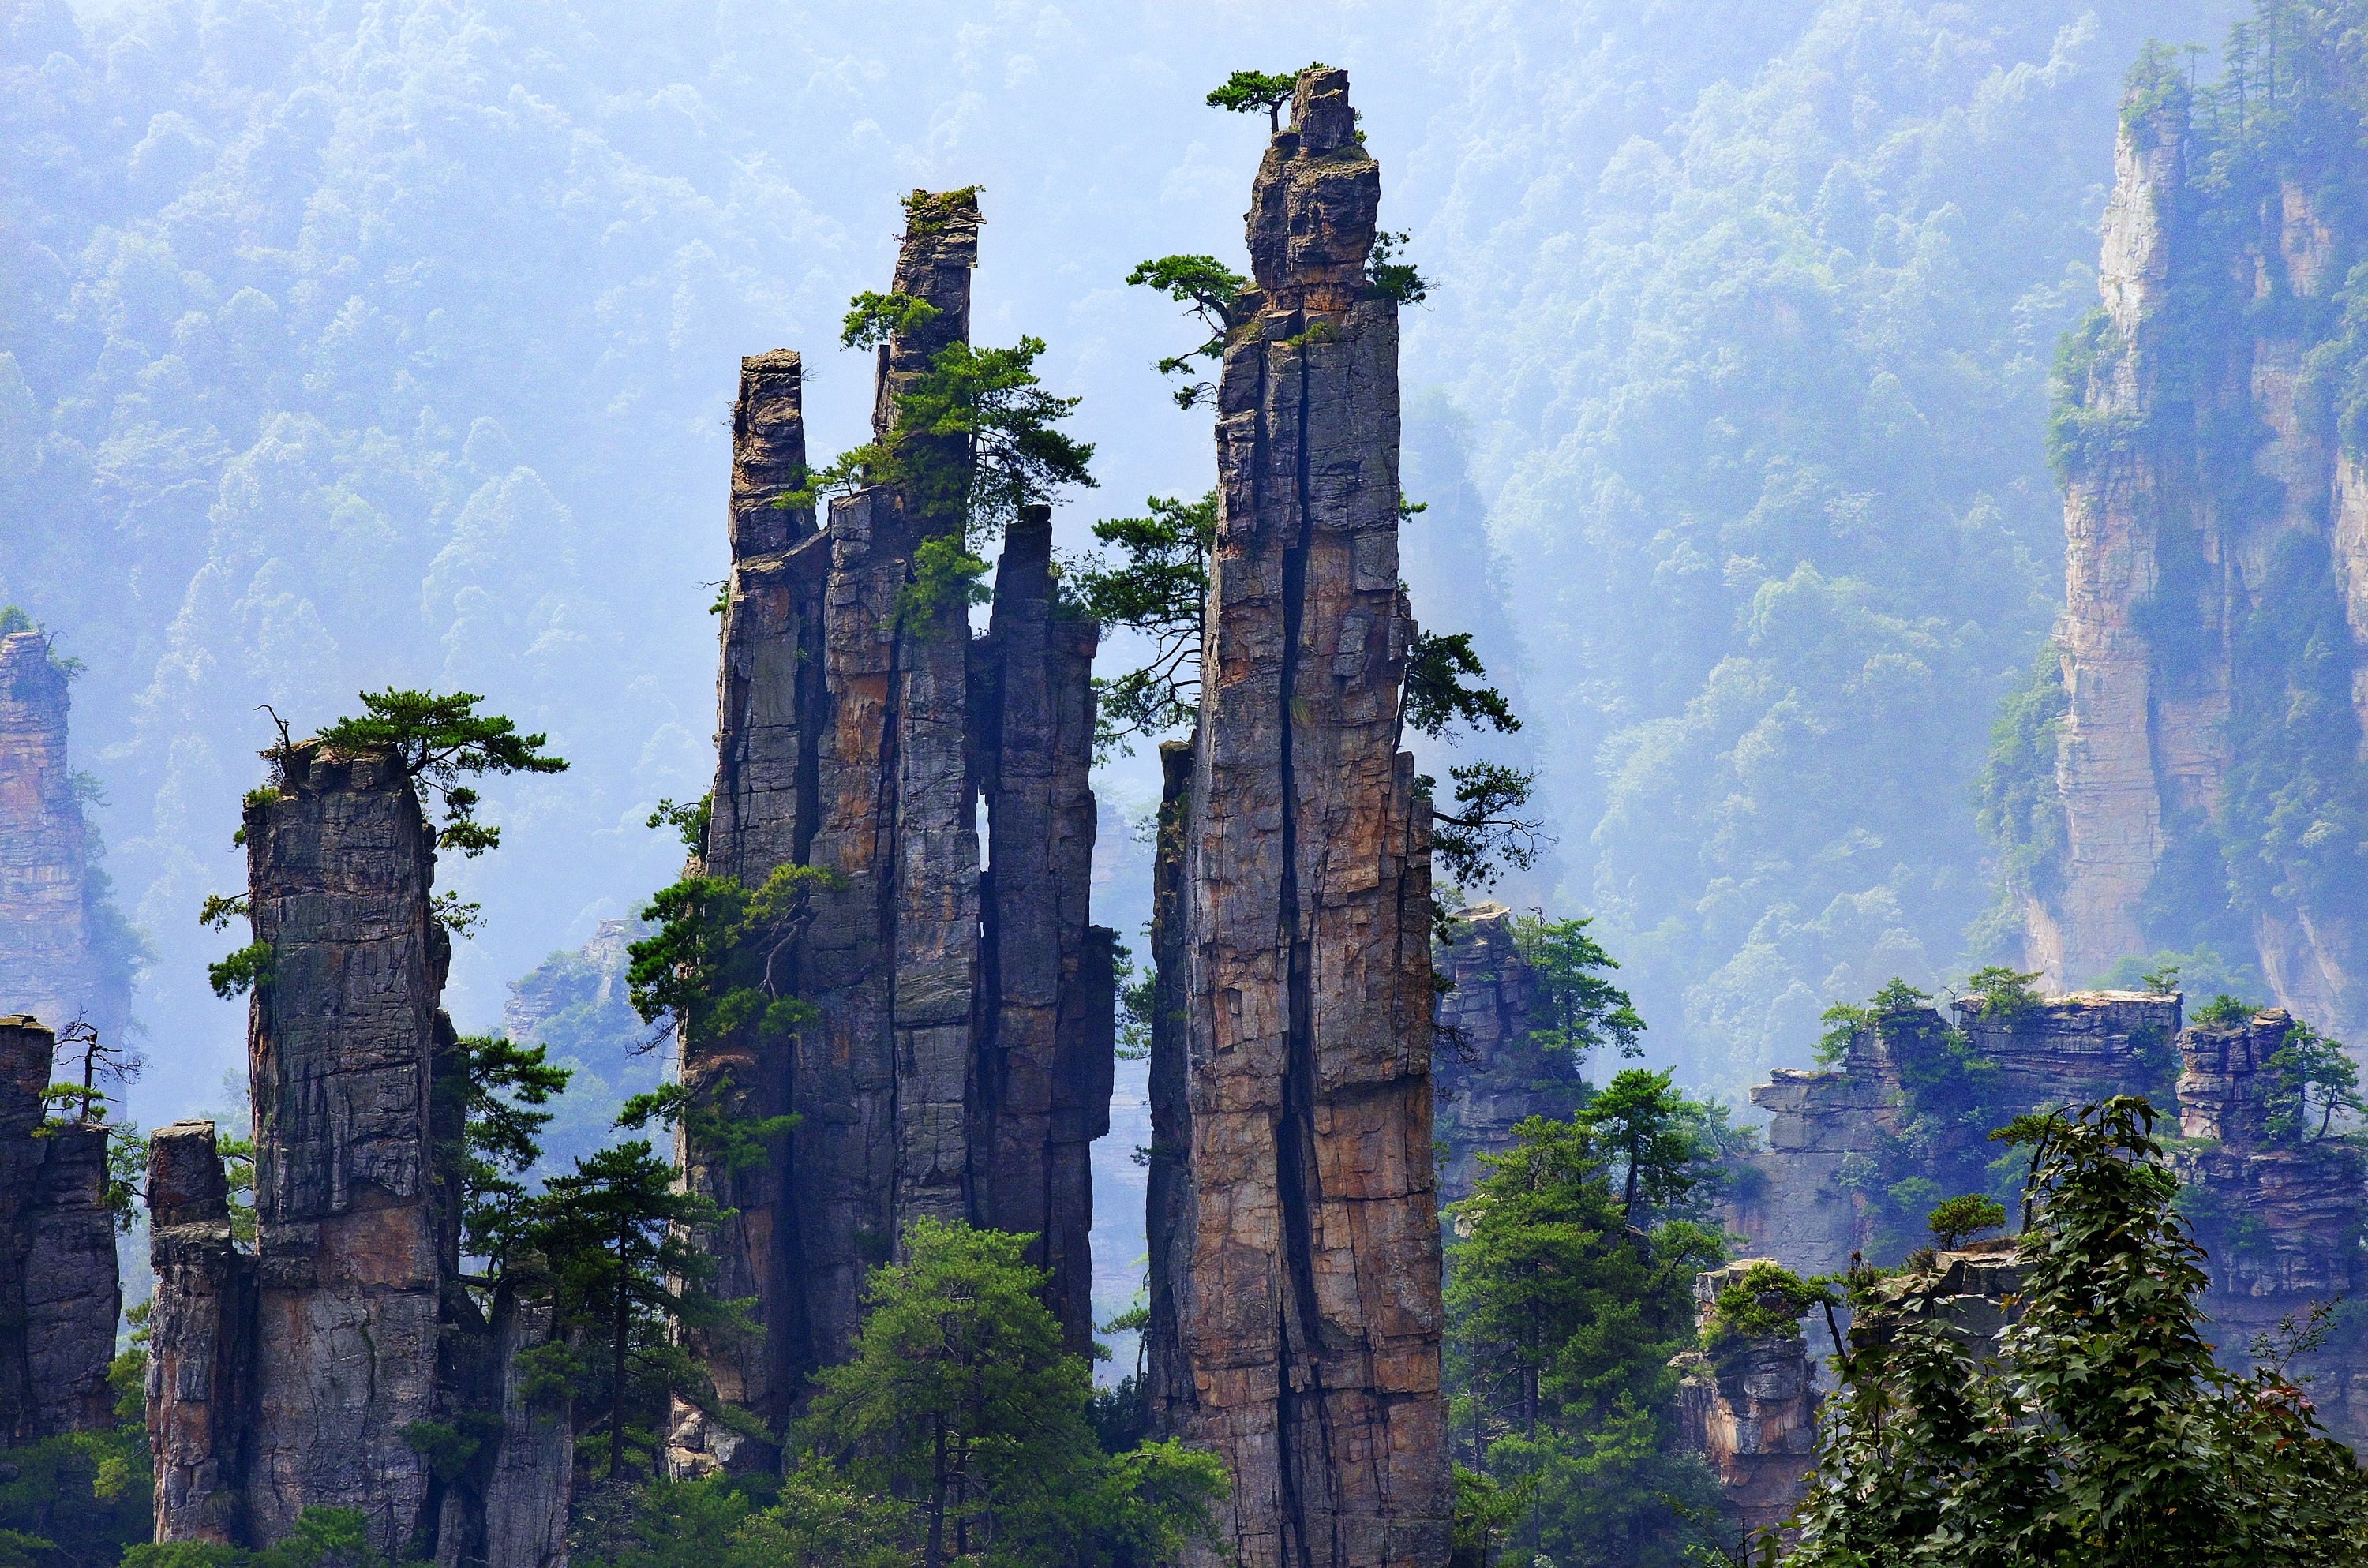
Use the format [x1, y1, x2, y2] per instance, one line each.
[148, 743, 566, 1561]
[1671, 1261, 1819, 1542]
[0, 631, 126, 1039]
[671, 191, 1115, 1468]
[0, 1014, 122, 1444]
[1149, 69, 1450, 1568]
[2025, 63, 2368, 1037]
[1430, 903, 1583, 1209]
[2171, 1007, 2368, 1451]
[1733, 991, 2179, 1274]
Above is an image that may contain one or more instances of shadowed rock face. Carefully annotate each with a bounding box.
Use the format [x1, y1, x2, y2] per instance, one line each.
[146, 1119, 255, 1545]
[148, 745, 569, 1564]
[0, 632, 124, 1040]
[0, 1015, 121, 1446]
[1151, 67, 1450, 1568]
[1430, 904, 1584, 1210]
[670, 189, 1113, 1469]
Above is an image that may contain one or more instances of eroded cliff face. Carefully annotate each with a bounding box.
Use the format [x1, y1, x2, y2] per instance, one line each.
[670, 191, 1115, 1469]
[1733, 991, 2179, 1274]
[1151, 68, 1450, 1568]
[148, 744, 568, 1562]
[0, 1015, 122, 1446]
[1431, 903, 1583, 1210]
[1671, 1262, 1818, 1541]
[2030, 81, 2368, 1037]
[2172, 1007, 2368, 1453]
[0, 631, 126, 1040]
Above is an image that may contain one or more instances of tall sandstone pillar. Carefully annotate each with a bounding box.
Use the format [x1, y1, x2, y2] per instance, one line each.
[1155, 68, 1450, 1568]
[241, 741, 444, 1553]
[672, 190, 1114, 1469]
[974, 504, 1114, 1352]
[0, 1015, 121, 1445]
[0, 630, 124, 1038]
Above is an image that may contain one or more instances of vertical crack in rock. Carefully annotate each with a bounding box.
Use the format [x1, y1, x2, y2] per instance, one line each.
[1155, 68, 1449, 1568]
[0, 1015, 120, 1446]
[147, 1120, 257, 1544]
[0, 631, 126, 1040]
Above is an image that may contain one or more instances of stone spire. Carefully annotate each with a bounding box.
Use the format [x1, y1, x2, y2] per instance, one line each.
[669, 189, 1115, 1469]
[148, 744, 569, 1564]
[1151, 67, 1451, 1568]
[241, 742, 445, 1551]
[0, 629, 125, 1039]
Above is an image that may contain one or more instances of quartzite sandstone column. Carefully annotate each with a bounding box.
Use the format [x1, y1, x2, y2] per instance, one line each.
[1156, 68, 1450, 1568]
[0, 1014, 121, 1444]
[242, 742, 443, 1553]
[146, 1118, 256, 1544]
[673, 347, 826, 1459]
[0, 631, 122, 1038]
[974, 504, 1113, 1351]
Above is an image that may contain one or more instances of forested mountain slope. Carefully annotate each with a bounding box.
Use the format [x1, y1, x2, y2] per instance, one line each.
[1, 0, 2239, 1114]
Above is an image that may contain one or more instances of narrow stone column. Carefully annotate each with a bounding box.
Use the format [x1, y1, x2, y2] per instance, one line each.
[1143, 739, 1195, 1424]
[670, 348, 827, 1465]
[1671, 1262, 1819, 1543]
[147, 1119, 256, 1544]
[479, 1263, 571, 1568]
[976, 504, 1111, 1349]
[242, 742, 442, 1555]
[1157, 67, 1450, 1568]
[1431, 904, 1585, 1209]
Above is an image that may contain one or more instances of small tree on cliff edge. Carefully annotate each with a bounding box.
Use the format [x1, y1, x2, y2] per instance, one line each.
[202, 691, 565, 997]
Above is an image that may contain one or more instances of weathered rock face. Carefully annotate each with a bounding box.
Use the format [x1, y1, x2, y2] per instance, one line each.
[150, 744, 566, 1561]
[973, 505, 1114, 1353]
[671, 191, 1114, 1469]
[0, 1014, 122, 1445]
[2171, 1007, 2368, 1452]
[0, 631, 126, 1041]
[1732, 992, 2179, 1274]
[1670, 1262, 1819, 1541]
[146, 1119, 255, 1544]
[1430, 903, 1583, 1209]
[1151, 69, 1449, 1568]
[242, 742, 444, 1551]
[2025, 75, 2368, 1037]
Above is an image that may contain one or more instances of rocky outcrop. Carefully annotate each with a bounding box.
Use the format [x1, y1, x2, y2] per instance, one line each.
[1732, 991, 2178, 1274]
[0, 1014, 121, 1445]
[1671, 1262, 1819, 1541]
[0, 631, 127, 1041]
[670, 190, 1115, 1469]
[151, 743, 566, 1560]
[2023, 53, 2368, 1037]
[1150, 69, 1449, 1568]
[973, 505, 1114, 1353]
[1431, 903, 1583, 1209]
[2171, 1006, 2368, 1452]
[146, 1119, 256, 1544]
